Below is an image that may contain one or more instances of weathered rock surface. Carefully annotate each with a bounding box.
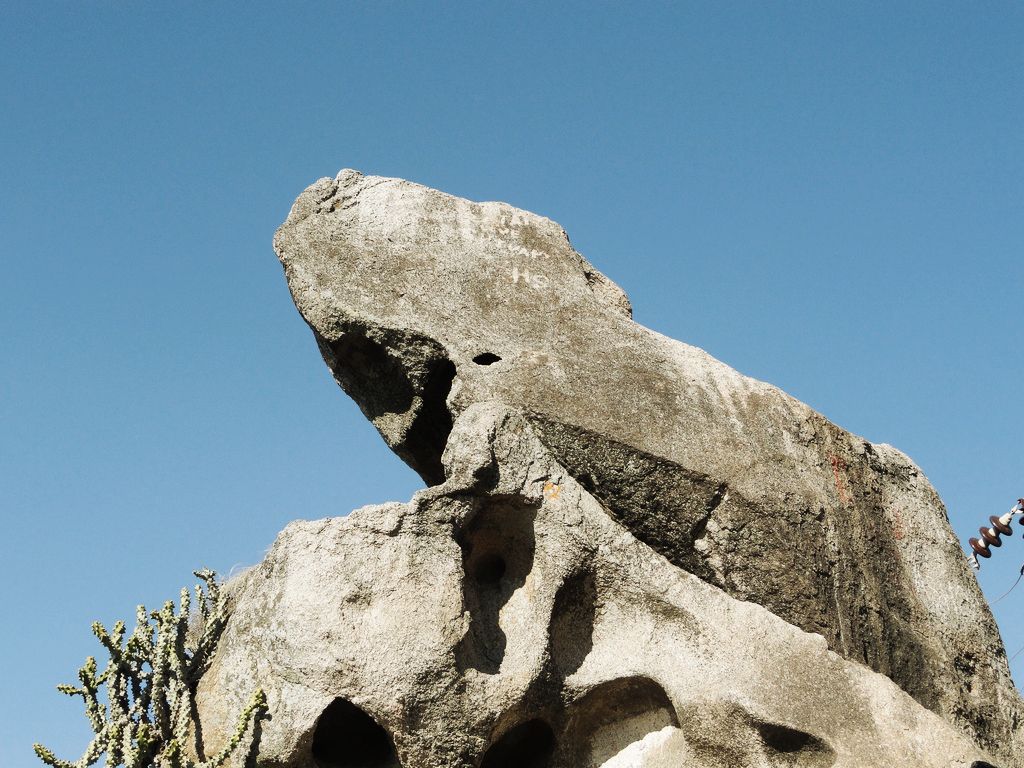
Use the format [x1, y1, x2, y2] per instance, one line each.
[197, 405, 1002, 767]
[269, 169, 1023, 761]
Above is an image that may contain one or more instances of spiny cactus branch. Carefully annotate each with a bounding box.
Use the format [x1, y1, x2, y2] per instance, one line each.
[34, 570, 265, 768]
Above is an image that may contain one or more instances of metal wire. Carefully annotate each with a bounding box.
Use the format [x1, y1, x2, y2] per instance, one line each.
[992, 565, 1024, 605]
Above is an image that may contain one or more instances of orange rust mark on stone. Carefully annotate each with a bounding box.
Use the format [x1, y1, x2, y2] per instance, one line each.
[543, 481, 561, 500]
[829, 454, 851, 506]
[890, 507, 906, 540]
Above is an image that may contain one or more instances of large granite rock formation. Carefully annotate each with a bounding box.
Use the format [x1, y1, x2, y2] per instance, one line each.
[197, 404, 1001, 767]
[195, 170, 1021, 766]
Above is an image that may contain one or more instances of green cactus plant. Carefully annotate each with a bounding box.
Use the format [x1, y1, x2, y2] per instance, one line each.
[34, 570, 265, 768]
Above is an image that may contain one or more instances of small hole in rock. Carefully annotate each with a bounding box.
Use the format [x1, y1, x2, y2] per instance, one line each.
[479, 719, 555, 768]
[473, 553, 507, 584]
[757, 722, 824, 756]
[473, 352, 502, 366]
[311, 698, 396, 768]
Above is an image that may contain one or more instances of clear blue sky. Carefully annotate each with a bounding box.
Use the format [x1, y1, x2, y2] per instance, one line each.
[2, 3, 1021, 765]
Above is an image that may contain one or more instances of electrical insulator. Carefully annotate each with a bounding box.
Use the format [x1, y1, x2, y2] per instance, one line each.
[968, 499, 1024, 570]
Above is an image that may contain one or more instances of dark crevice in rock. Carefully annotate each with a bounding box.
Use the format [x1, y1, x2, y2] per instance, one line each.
[549, 568, 597, 678]
[319, 331, 415, 420]
[317, 324, 456, 486]
[472, 352, 502, 366]
[456, 497, 539, 674]
[756, 721, 830, 758]
[690, 484, 727, 543]
[478, 719, 555, 768]
[400, 357, 456, 485]
[472, 552, 507, 584]
[706, 482, 729, 513]
[311, 698, 399, 768]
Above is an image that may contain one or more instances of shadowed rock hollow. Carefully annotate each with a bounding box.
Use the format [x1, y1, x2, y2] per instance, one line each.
[195, 171, 1022, 767]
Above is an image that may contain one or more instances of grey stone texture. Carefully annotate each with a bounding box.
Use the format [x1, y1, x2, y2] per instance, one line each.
[195, 170, 1022, 766]
[197, 404, 1004, 767]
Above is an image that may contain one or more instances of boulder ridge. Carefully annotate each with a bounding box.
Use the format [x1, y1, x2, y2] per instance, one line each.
[196, 171, 1021, 767]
